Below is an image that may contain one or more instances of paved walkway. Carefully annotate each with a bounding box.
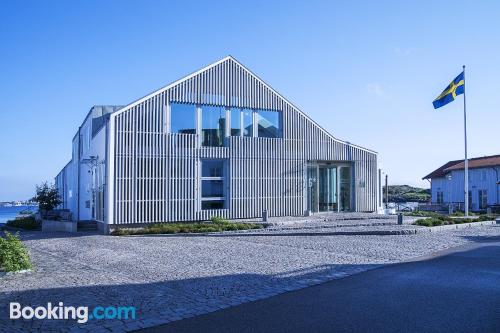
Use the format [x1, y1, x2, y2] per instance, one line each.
[138, 238, 500, 333]
[1, 221, 499, 332]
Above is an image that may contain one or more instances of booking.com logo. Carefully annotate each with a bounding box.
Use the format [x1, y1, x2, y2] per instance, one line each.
[10, 302, 136, 323]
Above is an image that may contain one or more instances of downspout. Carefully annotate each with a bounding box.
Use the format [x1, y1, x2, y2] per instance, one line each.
[493, 167, 499, 204]
[77, 126, 81, 221]
[426, 179, 431, 203]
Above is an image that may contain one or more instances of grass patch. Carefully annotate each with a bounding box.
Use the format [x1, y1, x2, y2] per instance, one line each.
[112, 218, 263, 236]
[0, 232, 32, 272]
[6, 216, 40, 230]
[414, 214, 496, 227]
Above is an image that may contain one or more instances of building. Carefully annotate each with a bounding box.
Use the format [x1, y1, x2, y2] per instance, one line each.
[423, 155, 500, 211]
[55, 56, 380, 233]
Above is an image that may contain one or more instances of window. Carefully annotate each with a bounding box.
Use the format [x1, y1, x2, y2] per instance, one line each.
[202, 160, 224, 177]
[479, 190, 488, 209]
[201, 159, 226, 210]
[230, 108, 241, 136]
[468, 191, 473, 209]
[257, 110, 281, 138]
[202, 180, 224, 197]
[201, 105, 226, 146]
[202, 200, 224, 210]
[170, 103, 196, 134]
[436, 191, 444, 204]
[242, 109, 253, 137]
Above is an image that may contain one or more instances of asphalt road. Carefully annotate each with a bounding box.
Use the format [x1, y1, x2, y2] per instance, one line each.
[138, 237, 500, 333]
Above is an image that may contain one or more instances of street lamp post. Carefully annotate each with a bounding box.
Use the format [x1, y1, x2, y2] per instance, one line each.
[447, 174, 453, 214]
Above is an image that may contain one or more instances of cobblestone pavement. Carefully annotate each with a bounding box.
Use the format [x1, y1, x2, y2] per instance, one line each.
[1, 220, 499, 332]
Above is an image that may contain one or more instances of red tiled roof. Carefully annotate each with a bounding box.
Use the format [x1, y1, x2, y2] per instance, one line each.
[444, 155, 500, 171]
[422, 160, 463, 180]
[422, 154, 500, 180]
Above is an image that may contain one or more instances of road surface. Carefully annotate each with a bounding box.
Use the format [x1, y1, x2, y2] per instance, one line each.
[137, 237, 500, 333]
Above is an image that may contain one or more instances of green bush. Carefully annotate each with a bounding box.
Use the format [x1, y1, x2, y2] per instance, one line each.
[478, 215, 495, 222]
[0, 232, 32, 272]
[112, 221, 263, 236]
[414, 218, 444, 227]
[210, 216, 229, 225]
[6, 216, 40, 230]
[414, 214, 496, 227]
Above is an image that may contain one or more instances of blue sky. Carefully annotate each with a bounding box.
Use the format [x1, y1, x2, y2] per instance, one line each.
[1, 0, 499, 201]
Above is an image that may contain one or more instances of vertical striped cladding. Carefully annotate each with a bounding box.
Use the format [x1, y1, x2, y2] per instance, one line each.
[112, 58, 377, 224]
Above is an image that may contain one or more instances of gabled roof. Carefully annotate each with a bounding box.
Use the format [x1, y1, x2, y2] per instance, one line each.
[110, 56, 377, 154]
[422, 159, 463, 180]
[444, 155, 500, 172]
[423, 154, 500, 179]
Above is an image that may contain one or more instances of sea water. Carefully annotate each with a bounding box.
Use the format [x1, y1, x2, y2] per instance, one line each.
[0, 206, 37, 226]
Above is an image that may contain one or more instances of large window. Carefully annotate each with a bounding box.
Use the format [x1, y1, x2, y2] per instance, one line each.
[242, 109, 253, 137]
[201, 159, 226, 210]
[230, 108, 282, 138]
[201, 105, 225, 146]
[230, 108, 241, 136]
[170, 103, 196, 134]
[257, 110, 281, 138]
[170, 103, 283, 142]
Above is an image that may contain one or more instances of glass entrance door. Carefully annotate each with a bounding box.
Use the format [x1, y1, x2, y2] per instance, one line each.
[307, 165, 318, 213]
[319, 166, 337, 211]
[307, 164, 339, 213]
[339, 166, 351, 211]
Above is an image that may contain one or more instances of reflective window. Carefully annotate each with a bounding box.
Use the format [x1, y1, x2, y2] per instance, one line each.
[201, 159, 226, 210]
[202, 200, 224, 210]
[242, 109, 253, 137]
[202, 160, 224, 177]
[230, 108, 241, 136]
[170, 103, 196, 134]
[202, 180, 224, 197]
[257, 110, 281, 138]
[201, 105, 225, 146]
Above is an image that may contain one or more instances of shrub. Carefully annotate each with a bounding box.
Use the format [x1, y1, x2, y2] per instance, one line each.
[415, 218, 444, 227]
[111, 221, 263, 236]
[6, 216, 40, 230]
[478, 215, 495, 222]
[32, 182, 62, 214]
[211, 216, 229, 225]
[0, 232, 32, 272]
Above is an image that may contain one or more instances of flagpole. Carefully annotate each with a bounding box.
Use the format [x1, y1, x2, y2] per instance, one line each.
[463, 65, 469, 217]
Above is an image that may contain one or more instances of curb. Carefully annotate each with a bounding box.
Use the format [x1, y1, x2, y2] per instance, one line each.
[124, 220, 498, 237]
[418, 220, 497, 233]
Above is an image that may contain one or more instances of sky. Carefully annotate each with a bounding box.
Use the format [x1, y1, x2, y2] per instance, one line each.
[1, 0, 499, 201]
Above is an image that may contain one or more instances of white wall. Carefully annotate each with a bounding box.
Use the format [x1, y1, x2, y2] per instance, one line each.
[78, 117, 107, 221]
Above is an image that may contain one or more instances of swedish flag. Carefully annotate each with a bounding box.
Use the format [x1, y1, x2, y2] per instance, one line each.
[433, 71, 465, 109]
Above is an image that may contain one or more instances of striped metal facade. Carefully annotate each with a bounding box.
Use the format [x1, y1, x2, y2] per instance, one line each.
[108, 56, 377, 224]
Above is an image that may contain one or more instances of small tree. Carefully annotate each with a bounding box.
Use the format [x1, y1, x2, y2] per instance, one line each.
[32, 182, 62, 214]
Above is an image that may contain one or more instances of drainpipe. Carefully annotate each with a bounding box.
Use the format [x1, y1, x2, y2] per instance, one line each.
[493, 167, 500, 204]
[77, 126, 81, 221]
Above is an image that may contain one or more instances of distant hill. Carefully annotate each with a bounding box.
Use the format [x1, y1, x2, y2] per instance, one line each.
[386, 185, 430, 203]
